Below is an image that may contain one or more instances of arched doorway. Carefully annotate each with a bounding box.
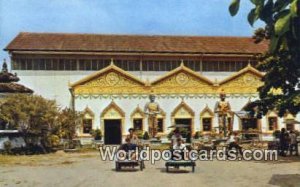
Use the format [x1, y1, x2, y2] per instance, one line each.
[171, 101, 195, 142]
[101, 101, 125, 145]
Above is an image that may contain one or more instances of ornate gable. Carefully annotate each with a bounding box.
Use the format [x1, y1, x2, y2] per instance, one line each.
[70, 62, 148, 95]
[218, 64, 263, 94]
[101, 101, 125, 119]
[151, 63, 215, 94]
[171, 100, 195, 118]
[83, 106, 95, 119]
[130, 106, 145, 119]
[200, 105, 214, 118]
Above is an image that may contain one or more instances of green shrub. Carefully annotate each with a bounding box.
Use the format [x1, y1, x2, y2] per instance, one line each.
[90, 129, 102, 140]
[3, 141, 12, 154]
[48, 135, 60, 147]
[143, 131, 150, 140]
[135, 130, 144, 139]
[194, 131, 201, 139]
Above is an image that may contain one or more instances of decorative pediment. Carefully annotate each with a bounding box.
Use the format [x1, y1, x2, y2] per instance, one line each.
[151, 63, 215, 94]
[70, 62, 265, 95]
[284, 112, 295, 120]
[70, 63, 148, 95]
[200, 105, 214, 117]
[130, 106, 145, 119]
[171, 100, 195, 118]
[101, 101, 125, 119]
[266, 110, 278, 117]
[83, 106, 94, 119]
[218, 64, 263, 94]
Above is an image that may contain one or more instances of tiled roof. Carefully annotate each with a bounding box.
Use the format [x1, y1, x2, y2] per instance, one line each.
[0, 83, 33, 93]
[5, 32, 268, 54]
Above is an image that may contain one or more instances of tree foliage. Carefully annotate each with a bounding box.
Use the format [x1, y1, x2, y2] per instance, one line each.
[57, 107, 83, 141]
[229, 0, 300, 116]
[0, 94, 58, 133]
[0, 94, 82, 141]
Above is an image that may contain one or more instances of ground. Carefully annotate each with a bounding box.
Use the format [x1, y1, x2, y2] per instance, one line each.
[0, 150, 300, 187]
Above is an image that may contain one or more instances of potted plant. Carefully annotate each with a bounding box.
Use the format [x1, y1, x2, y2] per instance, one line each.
[194, 131, 201, 139]
[91, 128, 102, 140]
[143, 131, 150, 140]
[135, 130, 144, 139]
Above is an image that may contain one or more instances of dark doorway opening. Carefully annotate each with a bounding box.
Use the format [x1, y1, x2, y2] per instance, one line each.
[104, 119, 121, 145]
[175, 118, 192, 143]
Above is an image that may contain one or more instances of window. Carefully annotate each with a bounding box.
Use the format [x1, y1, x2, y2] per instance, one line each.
[133, 119, 143, 131]
[83, 119, 93, 134]
[64, 59, 72, 70]
[128, 60, 140, 71]
[59, 59, 65, 70]
[91, 60, 98, 70]
[202, 118, 212, 131]
[53, 59, 59, 70]
[20, 59, 26, 70]
[45, 59, 52, 70]
[195, 61, 201, 71]
[157, 118, 164, 133]
[11, 59, 19, 70]
[39, 59, 46, 70]
[85, 60, 92, 70]
[79, 60, 85, 70]
[25, 59, 32, 70]
[242, 118, 257, 130]
[268, 117, 278, 131]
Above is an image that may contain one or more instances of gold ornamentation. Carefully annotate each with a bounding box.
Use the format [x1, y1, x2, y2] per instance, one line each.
[176, 72, 189, 85]
[106, 72, 120, 86]
[71, 63, 263, 95]
[219, 73, 263, 94]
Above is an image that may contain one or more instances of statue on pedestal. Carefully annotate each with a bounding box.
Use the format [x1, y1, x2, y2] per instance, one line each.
[214, 91, 231, 137]
[144, 94, 161, 138]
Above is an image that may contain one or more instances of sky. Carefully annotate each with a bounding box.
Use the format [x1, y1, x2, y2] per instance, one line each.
[0, 0, 264, 63]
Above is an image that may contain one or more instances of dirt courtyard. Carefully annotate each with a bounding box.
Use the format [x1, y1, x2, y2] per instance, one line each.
[0, 151, 300, 187]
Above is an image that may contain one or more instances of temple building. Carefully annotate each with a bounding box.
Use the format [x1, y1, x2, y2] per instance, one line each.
[4, 32, 300, 144]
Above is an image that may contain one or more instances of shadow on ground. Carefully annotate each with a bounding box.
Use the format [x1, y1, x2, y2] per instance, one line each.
[268, 174, 300, 187]
[156, 167, 191, 174]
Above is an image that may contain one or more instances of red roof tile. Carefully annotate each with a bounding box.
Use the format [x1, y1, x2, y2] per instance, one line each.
[5, 32, 268, 54]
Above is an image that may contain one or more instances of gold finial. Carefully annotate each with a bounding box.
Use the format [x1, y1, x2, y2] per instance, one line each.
[247, 62, 252, 67]
[110, 58, 114, 65]
[180, 59, 184, 67]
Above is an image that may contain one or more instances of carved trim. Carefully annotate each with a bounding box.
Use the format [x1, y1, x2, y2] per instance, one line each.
[171, 100, 195, 117]
[219, 64, 264, 85]
[151, 63, 214, 85]
[101, 101, 125, 118]
[70, 63, 146, 87]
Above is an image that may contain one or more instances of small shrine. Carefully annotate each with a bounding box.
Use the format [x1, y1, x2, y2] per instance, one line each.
[0, 59, 33, 94]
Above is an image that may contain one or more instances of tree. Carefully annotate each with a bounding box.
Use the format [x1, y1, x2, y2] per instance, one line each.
[0, 94, 58, 133]
[57, 107, 83, 142]
[229, 0, 300, 116]
[0, 94, 83, 150]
